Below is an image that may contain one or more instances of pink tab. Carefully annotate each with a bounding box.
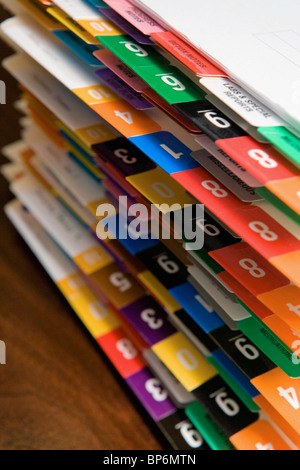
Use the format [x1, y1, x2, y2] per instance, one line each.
[94, 48, 148, 93]
[104, 0, 166, 35]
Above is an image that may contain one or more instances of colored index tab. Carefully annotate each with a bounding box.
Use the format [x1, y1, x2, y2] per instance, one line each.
[230, 420, 292, 450]
[258, 285, 300, 336]
[151, 31, 227, 77]
[126, 167, 195, 211]
[130, 131, 199, 175]
[193, 375, 259, 437]
[210, 241, 290, 296]
[97, 327, 146, 378]
[169, 282, 224, 333]
[158, 410, 211, 450]
[126, 368, 177, 421]
[121, 295, 176, 346]
[238, 317, 300, 378]
[103, 0, 166, 35]
[152, 332, 218, 392]
[57, 273, 120, 338]
[186, 402, 235, 450]
[251, 367, 300, 436]
[216, 136, 299, 185]
[258, 126, 300, 169]
[266, 177, 300, 216]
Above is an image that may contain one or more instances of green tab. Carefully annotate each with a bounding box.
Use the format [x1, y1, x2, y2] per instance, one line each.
[185, 402, 235, 450]
[256, 186, 300, 224]
[98, 34, 168, 69]
[98, 35, 205, 104]
[237, 316, 300, 378]
[136, 64, 205, 104]
[207, 356, 260, 413]
[258, 126, 300, 168]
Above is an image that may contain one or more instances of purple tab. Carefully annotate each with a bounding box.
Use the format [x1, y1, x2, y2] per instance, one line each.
[121, 296, 176, 346]
[95, 67, 153, 110]
[126, 367, 176, 421]
[99, 7, 154, 45]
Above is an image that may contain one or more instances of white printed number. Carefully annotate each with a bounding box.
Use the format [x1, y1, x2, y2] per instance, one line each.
[202, 180, 228, 198]
[248, 149, 277, 169]
[239, 258, 266, 278]
[248, 221, 278, 241]
[277, 386, 300, 410]
[145, 378, 168, 402]
[175, 421, 203, 448]
[116, 339, 138, 360]
[140, 308, 164, 330]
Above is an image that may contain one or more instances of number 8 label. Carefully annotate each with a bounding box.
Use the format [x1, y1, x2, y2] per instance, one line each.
[248, 221, 278, 241]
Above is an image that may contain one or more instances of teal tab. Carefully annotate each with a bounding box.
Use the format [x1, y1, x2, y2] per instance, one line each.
[238, 316, 300, 378]
[256, 186, 300, 224]
[258, 126, 300, 168]
[185, 402, 235, 450]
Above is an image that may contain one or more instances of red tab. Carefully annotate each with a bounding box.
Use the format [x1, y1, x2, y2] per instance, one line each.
[224, 206, 300, 260]
[211, 241, 290, 296]
[216, 136, 299, 184]
[172, 167, 245, 216]
[97, 327, 146, 378]
[218, 271, 274, 321]
[151, 31, 227, 77]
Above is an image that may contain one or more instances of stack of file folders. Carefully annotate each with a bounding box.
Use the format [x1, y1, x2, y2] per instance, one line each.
[1, 0, 300, 451]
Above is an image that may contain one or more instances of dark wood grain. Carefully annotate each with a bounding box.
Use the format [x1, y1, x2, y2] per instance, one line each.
[0, 5, 163, 451]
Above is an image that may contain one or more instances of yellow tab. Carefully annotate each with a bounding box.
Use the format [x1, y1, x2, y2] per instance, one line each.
[79, 19, 123, 38]
[137, 270, 181, 314]
[127, 168, 195, 212]
[58, 121, 96, 157]
[57, 273, 120, 338]
[18, 0, 65, 31]
[152, 332, 217, 392]
[47, 6, 99, 44]
[76, 123, 117, 147]
[74, 246, 112, 275]
[73, 84, 117, 107]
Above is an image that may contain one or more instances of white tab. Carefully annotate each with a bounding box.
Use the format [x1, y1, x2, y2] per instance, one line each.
[200, 77, 285, 128]
[10, 173, 100, 258]
[1, 16, 100, 90]
[5, 199, 76, 282]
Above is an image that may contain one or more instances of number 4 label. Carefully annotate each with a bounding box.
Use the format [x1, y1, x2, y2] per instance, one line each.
[277, 386, 300, 410]
[114, 111, 133, 125]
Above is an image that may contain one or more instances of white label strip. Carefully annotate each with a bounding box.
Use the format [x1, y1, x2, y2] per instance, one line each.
[200, 77, 285, 128]
[5, 199, 76, 282]
[10, 172, 101, 258]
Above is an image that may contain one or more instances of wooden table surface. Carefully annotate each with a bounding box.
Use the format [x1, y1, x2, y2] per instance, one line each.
[0, 6, 163, 451]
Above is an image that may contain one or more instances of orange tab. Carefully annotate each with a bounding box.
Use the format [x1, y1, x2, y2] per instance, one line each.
[251, 368, 300, 435]
[266, 177, 300, 216]
[270, 250, 300, 288]
[92, 100, 161, 138]
[230, 419, 291, 450]
[258, 285, 300, 336]
[254, 395, 300, 449]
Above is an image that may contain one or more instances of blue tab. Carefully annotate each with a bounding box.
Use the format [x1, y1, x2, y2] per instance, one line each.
[53, 30, 101, 67]
[212, 349, 259, 399]
[101, 213, 160, 255]
[130, 132, 200, 175]
[169, 282, 223, 333]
